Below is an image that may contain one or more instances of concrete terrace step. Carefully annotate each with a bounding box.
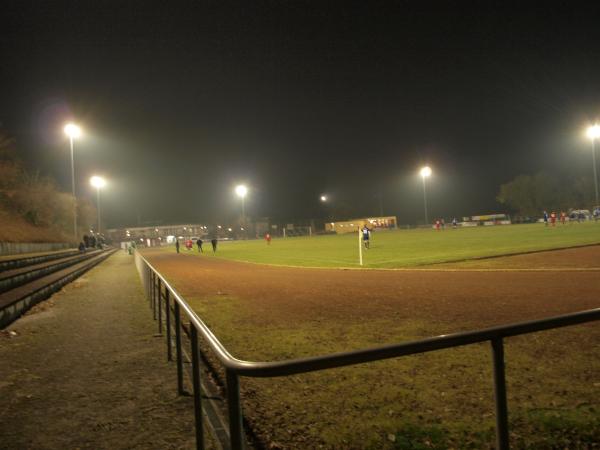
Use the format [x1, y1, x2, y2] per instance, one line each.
[0, 248, 79, 272]
[0, 249, 117, 328]
[0, 249, 103, 294]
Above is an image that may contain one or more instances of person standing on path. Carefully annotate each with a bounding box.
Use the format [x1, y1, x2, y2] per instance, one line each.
[175, 239, 180, 253]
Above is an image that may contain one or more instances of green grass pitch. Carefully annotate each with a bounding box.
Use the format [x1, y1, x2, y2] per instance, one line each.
[180, 222, 600, 268]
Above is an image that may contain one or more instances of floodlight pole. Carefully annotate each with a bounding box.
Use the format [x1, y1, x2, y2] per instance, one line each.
[592, 138, 599, 207]
[95, 186, 101, 235]
[70, 136, 77, 240]
[241, 196, 245, 226]
[422, 175, 429, 225]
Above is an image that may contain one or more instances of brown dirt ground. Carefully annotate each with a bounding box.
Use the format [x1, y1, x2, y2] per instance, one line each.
[142, 246, 600, 449]
[143, 246, 600, 339]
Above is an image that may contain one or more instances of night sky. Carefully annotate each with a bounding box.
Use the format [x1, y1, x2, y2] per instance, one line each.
[2, 2, 600, 227]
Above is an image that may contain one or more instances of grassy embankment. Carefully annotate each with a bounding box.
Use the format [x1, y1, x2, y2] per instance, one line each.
[0, 209, 71, 243]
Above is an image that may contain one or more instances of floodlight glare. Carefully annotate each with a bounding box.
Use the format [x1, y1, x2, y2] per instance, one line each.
[420, 166, 432, 178]
[235, 184, 248, 198]
[320, 195, 327, 202]
[90, 175, 106, 189]
[64, 123, 82, 139]
[586, 124, 600, 140]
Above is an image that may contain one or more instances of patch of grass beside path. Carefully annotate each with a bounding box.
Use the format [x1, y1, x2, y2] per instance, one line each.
[169, 223, 600, 268]
[187, 295, 599, 449]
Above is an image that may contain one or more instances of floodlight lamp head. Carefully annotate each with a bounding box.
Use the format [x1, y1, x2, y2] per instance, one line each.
[586, 124, 600, 140]
[235, 185, 248, 198]
[64, 123, 82, 139]
[420, 166, 432, 178]
[90, 175, 106, 189]
[320, 195, 327, 202]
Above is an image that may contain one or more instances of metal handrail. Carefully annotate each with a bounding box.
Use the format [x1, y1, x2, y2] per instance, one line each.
[135, 250, 600, 450]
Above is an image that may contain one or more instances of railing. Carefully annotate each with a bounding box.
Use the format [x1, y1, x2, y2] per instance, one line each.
[134, 250, 600, 450]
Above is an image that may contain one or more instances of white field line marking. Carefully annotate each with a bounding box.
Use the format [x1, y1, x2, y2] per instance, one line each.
[196, 256, 600, 272]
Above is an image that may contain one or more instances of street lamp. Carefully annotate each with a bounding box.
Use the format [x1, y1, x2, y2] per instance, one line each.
[64, 122, 82, 239]
[420, 166, 432, 225]
[90, 176, 106, 235]
[235, 184, 248, 225]
[586, 124, 600, 206]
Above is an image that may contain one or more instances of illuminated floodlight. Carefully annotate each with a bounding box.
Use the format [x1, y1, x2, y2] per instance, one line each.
[64, 123, 82, 139]
[586, 124, 600, 140]
[235, 184, 248, 198]
[217, 225, 222, 229]
[420, 166, 432, 178]
[241, 227, 244, 231]
[320, 195, 327, 202]
[90, 175, 106, 189]
[228, 227, 233, 232]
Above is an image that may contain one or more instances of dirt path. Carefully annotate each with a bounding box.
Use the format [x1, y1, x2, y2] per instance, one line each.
[143, 246, 600, 342]
[140, 246, 600, 449]
[0, 252, 196, 450]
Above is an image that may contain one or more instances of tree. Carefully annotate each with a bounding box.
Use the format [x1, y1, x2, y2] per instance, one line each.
[497, 174, 539, 217]
[497, 172, 595, 216]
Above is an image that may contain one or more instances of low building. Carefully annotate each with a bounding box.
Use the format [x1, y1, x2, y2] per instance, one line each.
[325, 216, 397, 234]
[106, 224, 208, 244]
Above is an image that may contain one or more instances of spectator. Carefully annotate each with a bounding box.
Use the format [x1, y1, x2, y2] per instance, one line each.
[197, 239, 203, 252]
[211, 238, 218, 253]
[175, 239, 180, 254]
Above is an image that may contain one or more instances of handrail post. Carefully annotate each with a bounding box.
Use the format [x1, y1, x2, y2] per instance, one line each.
[226, 369, 244, 450]
[191, 325, 205, 450]
[152, 272, 157, 320]
[146, 266, 151, 304]
[174, 301, 185, 395]
[165, 289, 172, 361]
[491, 337, 510, 450]
[157, 278, 163, 335]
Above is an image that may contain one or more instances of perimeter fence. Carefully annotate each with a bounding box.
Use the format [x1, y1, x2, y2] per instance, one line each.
[134, 250, 600, 450]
